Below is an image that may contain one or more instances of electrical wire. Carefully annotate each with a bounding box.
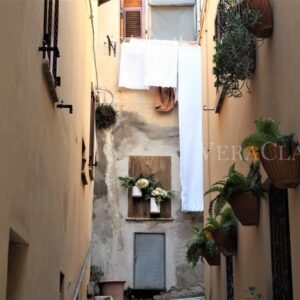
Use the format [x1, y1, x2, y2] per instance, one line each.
[88, 0, 99, 91]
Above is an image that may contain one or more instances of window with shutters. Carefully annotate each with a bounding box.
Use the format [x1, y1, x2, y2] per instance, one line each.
[89, 88, 96, 181]
[121, 0, 145, 39]
[39, 0, 61, 87]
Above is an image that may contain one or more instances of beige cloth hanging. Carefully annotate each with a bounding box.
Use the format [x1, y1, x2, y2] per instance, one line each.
[154, 87, 175, 112]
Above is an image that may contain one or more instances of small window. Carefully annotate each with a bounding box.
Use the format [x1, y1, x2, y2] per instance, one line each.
[121, 0, 144, 39]
[39, 0, 61, 87]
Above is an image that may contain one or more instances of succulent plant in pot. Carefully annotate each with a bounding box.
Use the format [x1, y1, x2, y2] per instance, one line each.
[205, 162, 265, 226]
[213, 0, 260, 98]
[206, 207, 238, 257]
[241, 117, 300, 188]
[186, 227, 220, 266]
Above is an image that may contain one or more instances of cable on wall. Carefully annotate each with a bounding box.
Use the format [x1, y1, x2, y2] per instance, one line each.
[88, 0, 114, 104]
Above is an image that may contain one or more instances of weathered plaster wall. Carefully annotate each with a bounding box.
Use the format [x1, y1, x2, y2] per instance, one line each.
[92, 0, 203, 291]
[0, 0, 97, 299]
[201, 0, 300, 299]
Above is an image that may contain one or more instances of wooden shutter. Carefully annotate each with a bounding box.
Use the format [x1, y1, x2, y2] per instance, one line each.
[88, 90, 96, 180]
[124, 9, 142, 38]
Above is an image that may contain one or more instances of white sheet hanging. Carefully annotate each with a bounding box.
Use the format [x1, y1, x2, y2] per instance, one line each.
[119, 39, 148, 90]
[144, 40, 178, 88]
[178, 45, 203, 212]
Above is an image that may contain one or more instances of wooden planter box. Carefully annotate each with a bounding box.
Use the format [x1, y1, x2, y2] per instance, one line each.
[201, 246, 221, 266]
[244, 0, 273, 38]
[212, 228, 237, 257]
[228, 191, 259, 226]
[260, 142, 300, 188]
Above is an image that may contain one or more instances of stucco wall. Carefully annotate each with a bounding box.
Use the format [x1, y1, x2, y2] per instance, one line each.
[92, 0, 203, 291]
[0, 0, 96, 299]
[201, 0, 300, 299]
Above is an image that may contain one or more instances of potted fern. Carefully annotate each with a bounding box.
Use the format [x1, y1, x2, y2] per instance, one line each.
[244, 0, 273, 38]
[207, 208, 238, 256]
[205, 163, 265, 226]
[186, 227, 220, 266]
[241, 118, 300, 188]
[213, 0, 260, 98]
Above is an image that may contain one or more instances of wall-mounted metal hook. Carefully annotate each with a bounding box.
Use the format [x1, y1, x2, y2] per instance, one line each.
[107, 35, 116, 57]
[56, 101, 73, 114]
[203, 105, 215, 112]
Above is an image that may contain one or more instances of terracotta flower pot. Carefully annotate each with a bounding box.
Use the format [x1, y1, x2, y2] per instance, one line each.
[201, 246, 221, 266]
[99, 281, 126, 300]
[228, 191, 259, 226]
[244, 0, 273, 38]
[260, 142, 300, 188]
[212, 228, 237, 257]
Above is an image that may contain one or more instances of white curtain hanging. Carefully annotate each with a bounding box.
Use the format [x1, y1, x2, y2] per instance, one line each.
[178, 45, 203, 212]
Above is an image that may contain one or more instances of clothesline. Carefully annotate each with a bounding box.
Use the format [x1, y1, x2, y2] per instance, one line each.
[122, 37, 198, 46]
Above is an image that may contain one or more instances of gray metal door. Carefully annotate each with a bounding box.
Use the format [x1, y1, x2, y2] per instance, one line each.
[134, 233, 165, 290]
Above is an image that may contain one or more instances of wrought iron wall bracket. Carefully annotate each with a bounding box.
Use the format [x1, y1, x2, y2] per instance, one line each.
[38, 46, 60, 57]
[107, 35, 116, 57]
[56, 101, 73, 114]
[203, 105, 215, 111]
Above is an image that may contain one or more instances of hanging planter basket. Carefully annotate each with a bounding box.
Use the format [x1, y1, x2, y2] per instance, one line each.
[201, 246, 221, 266]
[95, 103, 117, 129]
[150, 197, 161, 214]
[212, 228, 237, 257]
[260, 142, 300, 189]
[228, 191, 259, 226]
[244, 0, 273, 38]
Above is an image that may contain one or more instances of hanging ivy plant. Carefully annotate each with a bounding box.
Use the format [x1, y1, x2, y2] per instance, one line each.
[213, 0, 261, 98]
[95, 103, 117, 129]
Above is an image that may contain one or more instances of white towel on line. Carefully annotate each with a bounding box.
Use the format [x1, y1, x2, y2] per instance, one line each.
[178, 45, 203, 212]
[119, 39, 148, 90]
[144, 40, 178, 88]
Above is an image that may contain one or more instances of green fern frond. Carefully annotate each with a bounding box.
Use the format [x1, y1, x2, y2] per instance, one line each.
[255, 117, 280, 137]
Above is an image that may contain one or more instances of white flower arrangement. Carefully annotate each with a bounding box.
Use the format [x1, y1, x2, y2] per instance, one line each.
[119, 174, 174, 203]
[136, 178, 150, 189]
[151, 187, 172, 205]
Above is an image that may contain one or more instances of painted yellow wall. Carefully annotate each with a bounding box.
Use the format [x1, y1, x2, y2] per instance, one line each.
[202, 0, 300, 299]
[0, 0, 97, 299]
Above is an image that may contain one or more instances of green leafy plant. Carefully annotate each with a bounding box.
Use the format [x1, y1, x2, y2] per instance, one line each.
[90, 265, 104, 283]
[245, 286, 264, 299]
[151, 187, 174, 205]
[205, 162, 265, 216]
[95, 103, 117, 129]
[241, 117, 295, 159]
[186, 227, 217, 268]
[213, 0, 261, 98]
[206, 207, 237, 233]
[118, 176, 137, 188]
